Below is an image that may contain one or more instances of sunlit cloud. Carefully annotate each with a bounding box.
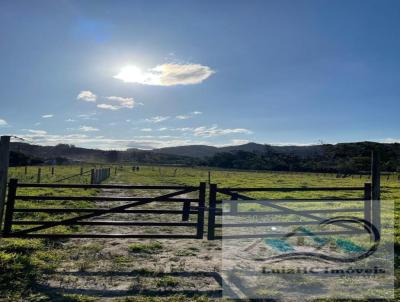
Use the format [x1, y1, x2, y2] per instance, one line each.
[65, 118, 76, 122]
[145, 116, 170, 123]
[0, 119, 7, 126]
[42, 114, 54, 118]
[77, 90, 96, 102]
[231, 139, 250, 145]
[97, 104, 119, 110]
[79, 126, 99, 132]
[381, 138, 400, 143]
[114, 63, 214, 86]
[96, 96, 140, 110]
[141, 128, 153, 132]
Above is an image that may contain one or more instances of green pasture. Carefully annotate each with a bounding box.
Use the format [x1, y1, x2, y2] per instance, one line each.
[0, 164, 399, 301]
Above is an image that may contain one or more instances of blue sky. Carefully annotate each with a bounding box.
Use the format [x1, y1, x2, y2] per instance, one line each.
[0, 0, 399, 149]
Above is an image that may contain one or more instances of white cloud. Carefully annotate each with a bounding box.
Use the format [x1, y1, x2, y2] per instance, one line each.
[176, 115, 191, 120]
[176, 111, 202, 120]
[114, 63, 214, 86]
[65, 118, 76, 122]
[165, 126, 252, 137]
[42, 114, 54, 118]
[26, 129, 47, 135]
[141, 128, 153, 132]
[96, 96, 141, 110]
[77, 90, 96, 102]
[12, 131, 231, 150]
[145, 116, 170, 123]
[106, 96, 137, 108]
[79, 126, 99, 132]
[0, 119, 7, 126]
[78, 113, 97, 120]
[381, 138, 400, 143]
[231, 139, 250, 145]
[192, 126, 252, 137]
[158, 127, 168, 131]
[97, 104, 119, 110]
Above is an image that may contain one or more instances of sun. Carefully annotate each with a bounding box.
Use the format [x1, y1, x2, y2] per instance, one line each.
[114, 65, 144, 83]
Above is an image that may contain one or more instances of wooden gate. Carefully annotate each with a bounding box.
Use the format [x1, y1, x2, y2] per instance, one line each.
[2, 179, 206, 239]
[207, 183, 380, 240]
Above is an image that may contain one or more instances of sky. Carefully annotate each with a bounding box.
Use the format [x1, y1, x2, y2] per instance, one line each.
[0, 0, 399, 150]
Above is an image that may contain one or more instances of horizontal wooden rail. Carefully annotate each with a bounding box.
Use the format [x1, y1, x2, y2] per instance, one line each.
[14, 208, 198, 214]
[15, 196, 199, 202]
[217, 187, 364, 193]
[7, 234, 199, 239]
[16, 183, 197, 190]
[215, 230, 366, 240]
[216, 208, 363, 216]
[218, 198, 364, 203]
[215, 220, 360, 227]
[54, 170, 91, 183]
[12, 220, 197, 227]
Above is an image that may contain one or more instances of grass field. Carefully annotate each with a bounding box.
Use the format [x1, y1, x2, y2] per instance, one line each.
[0, 165, 398, 301]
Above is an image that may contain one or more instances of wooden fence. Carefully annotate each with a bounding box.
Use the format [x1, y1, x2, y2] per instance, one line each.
[90, 168, 111, 184]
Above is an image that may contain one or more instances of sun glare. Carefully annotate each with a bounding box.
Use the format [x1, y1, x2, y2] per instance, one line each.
[114, 65, 144, 83]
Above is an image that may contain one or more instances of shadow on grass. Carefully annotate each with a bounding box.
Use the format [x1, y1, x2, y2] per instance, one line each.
[33, 270, 239, 299]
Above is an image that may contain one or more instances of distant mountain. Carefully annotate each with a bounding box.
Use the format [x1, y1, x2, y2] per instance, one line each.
[154, 142, 324, 158]
[153, 145, 219, 158]
[10, 142, 196, 165]
[154, 142, 268, 158]
[8, 141, 400, 173]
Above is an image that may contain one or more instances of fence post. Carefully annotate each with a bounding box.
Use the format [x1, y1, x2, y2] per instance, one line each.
[90, 169, 95, 184]
[363, 183, 372, 222]
[208, 183, 217, 240]
[80, 167, 83, 176]
[182, 200, 191, 222]
[3, 179, 17, 236]
[0, 136, 10, 231]
[24, 166, 27, 175]
[37, 168, 41, 183]
[231, 192, 238, 215]
[364, 182, 373, 241]
[371, 151, 381, 233]
[51, 166, 54, 175]
[196, 182, 206, 239]
[208, 171, 211, 184]
[115, 167, 117, 175]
